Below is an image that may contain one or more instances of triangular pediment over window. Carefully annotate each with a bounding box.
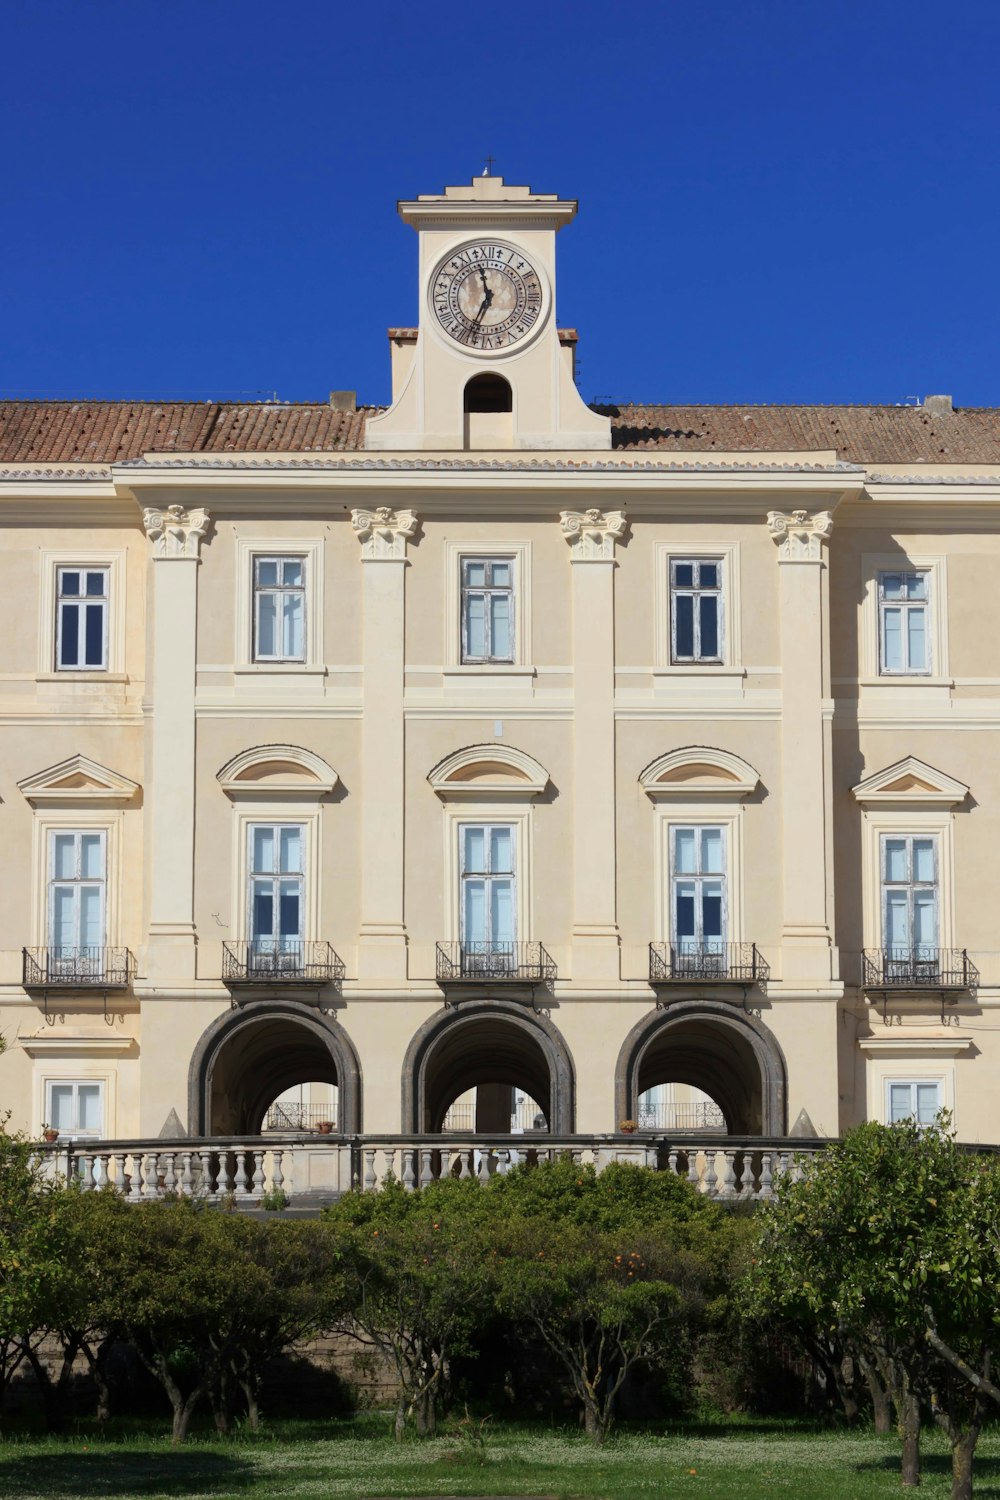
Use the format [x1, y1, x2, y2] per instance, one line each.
[217, 745, 339, 800]
[18, 754, 140, 806]
[851, 756, 969, 807]
[428, 744, 550, 799]
[640, 747, 760, 800]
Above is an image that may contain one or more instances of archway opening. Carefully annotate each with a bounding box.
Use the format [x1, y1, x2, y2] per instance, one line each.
[463, 374, 513, 450]
[412, 1009, 570, 1134]
[192, 1006, 359, 1136]
[636, 1083, 725, 1133]
[464, 373, 512, 413]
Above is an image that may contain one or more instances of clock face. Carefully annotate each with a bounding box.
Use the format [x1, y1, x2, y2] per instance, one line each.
[431, 241, 545, 352]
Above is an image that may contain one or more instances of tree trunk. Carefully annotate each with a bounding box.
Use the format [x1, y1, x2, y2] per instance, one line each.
[172, 1393, 201, 1446]
[415, 1389, 436, 1437]
[22, 1344, 64, 1433]
[859, 1354, 893, 1435]
[239, 1378, 260, 1432]
[394, 1396, 406, 1442]
[80, 1341, 111, 1422]
[900, 1388, 922, 1488]
[950, 1428, 978, 1500]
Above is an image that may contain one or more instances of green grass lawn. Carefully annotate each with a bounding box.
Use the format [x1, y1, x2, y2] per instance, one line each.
[1, 1416, 998, 1499]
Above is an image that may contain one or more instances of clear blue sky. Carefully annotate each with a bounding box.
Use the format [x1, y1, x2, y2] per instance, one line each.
[3, 0, 998, 408]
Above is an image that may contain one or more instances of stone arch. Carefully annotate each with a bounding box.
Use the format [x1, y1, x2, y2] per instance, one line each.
[428, 743, 550, 799]
[216, 744, 339, 799]
[615, 1002, 787, 1135]
[187, 1000, 361, 1136]
[401, 999, 575, 1134]
[463, 372, 512, 413]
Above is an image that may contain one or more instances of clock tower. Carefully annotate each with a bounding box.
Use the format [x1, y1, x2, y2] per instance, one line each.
[365, 175, 611, 452]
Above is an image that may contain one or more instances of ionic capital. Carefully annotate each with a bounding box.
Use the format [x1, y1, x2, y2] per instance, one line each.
[142, 504, 212, 560]
[351, 506, 418, 560]
[766, 508, 834, 562]
[559, 508, 628, 562]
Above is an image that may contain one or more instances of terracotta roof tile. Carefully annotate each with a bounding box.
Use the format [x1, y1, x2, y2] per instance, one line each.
[3, 399, 1000, 466]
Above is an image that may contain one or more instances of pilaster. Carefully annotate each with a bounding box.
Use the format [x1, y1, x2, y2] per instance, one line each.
[142, 505, 212, 983]
[352, 508, 417, 982]
[767, 508, 838, 985]
[561, 510, 627, 983]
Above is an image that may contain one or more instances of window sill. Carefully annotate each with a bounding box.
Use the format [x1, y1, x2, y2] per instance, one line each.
[37, 672, 128, 684]
[443, 665, 537, 693]
[652, 667, 746, 693]
[858, 675, 953, 688]
[233, 664, 328, 677]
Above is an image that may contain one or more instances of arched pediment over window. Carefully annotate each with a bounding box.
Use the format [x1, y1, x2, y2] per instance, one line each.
[639, 746, 760, 800]
[428, 744, 550, 800]
[217, 745, 340, 800]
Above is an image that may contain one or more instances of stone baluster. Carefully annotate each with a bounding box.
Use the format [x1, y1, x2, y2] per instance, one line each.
[667, 1148, 679, 1178]
[704, 1150, 719, 1197]
[686, 1148, 700, 1189]
[142, 1153, 159, 1199]
[362, 1149, 377, 1192]
[717, 1150, 737, 1199]
[234, 1152, 249, 1198]
[419, 1149, 434, 1188]
[458, 1149, 472, 1181]
[127, 1154, 143, 1202]
[272, 1150, 285, 1198]
[78, 1155, 94, 1191]
[107, 1154, 122, 1193]
[402, 1150, 417, 1192]
[252, 1152, 265, 1196]
[777, 1150, 790, 1182]
[758, 1151, 774, 1200]
[179, 1152, 193, 1196]
[162, 1153, 177, 1195]
[198, 1150, 214, 1195]
[93, 1153, 110, 1190]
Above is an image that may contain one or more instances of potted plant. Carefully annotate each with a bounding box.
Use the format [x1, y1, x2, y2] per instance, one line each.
[42, 1125, 59, 1143]
[316, 1120, 334, 1135]
[618, 1119, 638, 1135]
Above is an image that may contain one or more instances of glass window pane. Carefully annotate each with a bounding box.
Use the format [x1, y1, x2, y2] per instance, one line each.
[80, 886, 102, 948]
[491, 880, 514, 944]
[490, 826, 513, 873]
[465, 560, 486, 587]
[59, 603, 79, 666]
[282, 593, 304, 659]
[464, 880, 486, 942]
[78, 1085, 102, 1132]
[885, 890, 909, 949]
[907, 607, 927, 671]
[674, 828, 696, 874]
[674, 884, 696, 940]
[884, 839, 908, 883]
[702, 884, 723, 940]
[889, 1082, 912, 1123]
[49, 1085, 75, 1130]
[699, 563, 719, 589]
[253, 827, 275, 873]
[60, 571, 81, 597]
[256, 594, 277, 657]
[914, 890, 937, 948]
[882, 608, 902, 670]
[463, 827, 485, 872]
[278, 882, 301, 940]
[281, 559, 303, 587]
[279, 826, 302, 873]
[913, 839, 935, 884]
[85, 572, 105, 597]
[257, 559, 278, 588]
[674, 594, 694, 658]
[84, 603, 104, 666]
[54, 833, 77, 880]
[252, 884, 274, 942]
[491, 561, 511, 588]
[701, 827, 723, 873]
[80, 834, 103, 879]
[674, 562, 694, 588]
[699, 596, 719, 658]
[908, 573, 927, 600]
[465, 595, 486, 658]
[916, 1083, 939, 1125]
[882, 574, 905, 601]
[52, 887, 76, 949]
[490, 594, 511, 659]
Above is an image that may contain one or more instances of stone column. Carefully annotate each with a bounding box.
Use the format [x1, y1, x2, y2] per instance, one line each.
[142, 504, 211, 983]
[352, 506, 417, 983]
[767, 508, 838, 985]
[561, 509, 628, 984]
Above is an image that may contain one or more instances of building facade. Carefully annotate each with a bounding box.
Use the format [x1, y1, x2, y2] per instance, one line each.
[3, 175, 1000, 1184]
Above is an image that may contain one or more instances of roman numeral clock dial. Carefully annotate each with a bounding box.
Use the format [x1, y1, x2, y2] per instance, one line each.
[431, 241, 545, 352]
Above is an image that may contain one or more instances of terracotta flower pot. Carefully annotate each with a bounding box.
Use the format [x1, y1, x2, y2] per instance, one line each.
[317, 1121, 334, 1135]
[43, 1129, 59, 1143]
[618, 1121, 638, 1135]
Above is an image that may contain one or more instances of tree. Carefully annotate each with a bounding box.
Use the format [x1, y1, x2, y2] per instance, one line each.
[747, 1120, 1000, 1500]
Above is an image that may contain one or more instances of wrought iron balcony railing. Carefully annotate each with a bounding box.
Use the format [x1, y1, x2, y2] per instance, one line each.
[637, 1100, 727, 1131]
[23, 947, 133, 989]
[649, 942, 769, 986]
[222, 941, 345, 987]
[862, 947, 979, 993]
[436, 941, 557, 984]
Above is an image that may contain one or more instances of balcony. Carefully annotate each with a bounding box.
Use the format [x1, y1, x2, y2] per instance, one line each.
[23, 947, 132, 990]
[436, 941, 557, 985]
[637, 1100, 726, 1131]
[649, 942, 769, 988]
[862, 947, 979, 995]
[222, 941, 345, 988]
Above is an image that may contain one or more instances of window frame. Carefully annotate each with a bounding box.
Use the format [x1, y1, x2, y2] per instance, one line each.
[877, 569, 931, 677]
[38, 550, 126, 678]
[246, 821, 307, 952]
[880, 833, 939, 955]
[252, 554, 308, 665]
[230, 805, 322, 945]
[669, 823, 728, 948]
[443, 540, 532, 673]
[669, 557, 724, 665]
[47, 828, 107, 955]
[860, 553, 949, 683]
[234, 538, 324, 672]
[55, 566, 110, 672]
[45, 1079, 105, 1141]
[654, 805, 743, 946]
[654, 541, 741, 675]
[859, 811, 955, 953]
[460, 555, 516, 666]
[884, 1077, 943, 1128]
[442, 803, 533, 945]
[459, 820, 517, 948]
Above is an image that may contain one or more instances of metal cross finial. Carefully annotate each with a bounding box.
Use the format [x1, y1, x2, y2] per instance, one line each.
[483, 155, 495, 176]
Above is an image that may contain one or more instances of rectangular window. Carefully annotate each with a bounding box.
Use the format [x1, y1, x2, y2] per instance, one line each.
[671, 825, 726, 953]
[56, 567, 108, 670]
[461, 557, 514, 664]
[48, 831, 106, 960]
[670, 558, 722, 664]
[460, 823, 516, 950]
[253, 556, 306, 663]
[248, 824, 305, 956]
[887, 1079, 941, 1127]
[46, 1080, 104, 1140]
[882, 834, 938, 959]
[878, 571, 930, 675]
